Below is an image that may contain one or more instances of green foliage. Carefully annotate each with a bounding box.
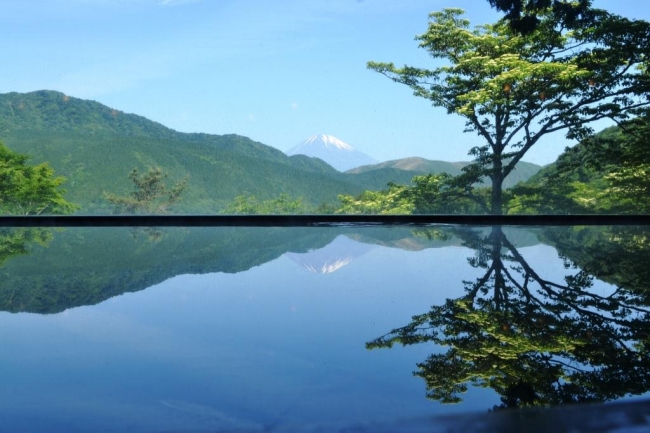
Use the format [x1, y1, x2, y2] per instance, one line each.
[0, 142, 77, 215]
[369, 7, 650, 213]
[336, 173, 490, 214]
[605, 165, 650, 209]
[594, 117, 650, 212]
[410, 174, 489, 214]
[0, 90, 182, 138]
[512, 117, 650, 214]
[1, 129, 374, 213]
[0, 91, 545, 214]
[0, 91, 381, 213]
[337, 183, 414, 215]
[104, 167, 188, 214]
[348, 158, 541, 190]
[488, 0, 593, 34]
[223, 193, 309, 214]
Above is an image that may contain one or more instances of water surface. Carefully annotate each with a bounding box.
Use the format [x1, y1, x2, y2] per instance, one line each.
[0, 225, 648, 432]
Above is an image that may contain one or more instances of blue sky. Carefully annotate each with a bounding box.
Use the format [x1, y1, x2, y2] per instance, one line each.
[1, 0, 648, 165]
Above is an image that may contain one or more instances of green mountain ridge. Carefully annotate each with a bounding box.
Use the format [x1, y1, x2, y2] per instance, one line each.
[348, 157, 467, 174]
[0, 91, 371, 212]
[348, 156, 542, 190]
[512, 124, 643, 214]
[0, 90, 541, 213]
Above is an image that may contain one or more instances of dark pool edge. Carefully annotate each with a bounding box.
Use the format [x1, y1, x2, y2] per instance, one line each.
[1, 214, 650, 227]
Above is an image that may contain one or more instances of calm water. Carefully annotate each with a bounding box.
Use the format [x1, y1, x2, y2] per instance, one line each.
[0, 225, 648, 432]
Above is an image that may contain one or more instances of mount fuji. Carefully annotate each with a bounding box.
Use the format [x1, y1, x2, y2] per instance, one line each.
[286, 134, 378, 172]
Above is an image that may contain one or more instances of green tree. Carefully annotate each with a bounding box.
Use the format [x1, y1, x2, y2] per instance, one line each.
[223, 193, 309, 214]
[586, 116, 650, 212]
[488, 0, 593, 33]
[368, 8, 650, 214]
[336, 183, 414, 215]
[510, 116, 650, 214]
[336, 173, 489, 215]
[0, 143, 77, 215]
[104, 167, 188, 214]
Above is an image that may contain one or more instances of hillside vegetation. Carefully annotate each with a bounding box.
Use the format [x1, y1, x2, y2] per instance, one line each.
[0, 90, 541, 214]
[0, 91, 365, 212]
[349, 157, 541, 190]
[510, 122, 650, 214]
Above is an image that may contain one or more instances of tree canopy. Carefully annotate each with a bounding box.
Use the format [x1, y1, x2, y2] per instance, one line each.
[507, 114, 650, 214]
[336, 173, 488, 215]
[488, 0, 593, 33]
[223, 193, 309, 214]
[0, 143, 77, 215]
[104, 167, 188, 214]
[369, 8, 650, 214]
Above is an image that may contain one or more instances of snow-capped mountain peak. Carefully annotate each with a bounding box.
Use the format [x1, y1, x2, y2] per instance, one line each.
[286, 134, 378, 172]
[303, 134, 354, 151]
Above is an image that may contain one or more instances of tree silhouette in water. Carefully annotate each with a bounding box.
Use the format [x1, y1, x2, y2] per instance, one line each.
[367, 226, 650, 409]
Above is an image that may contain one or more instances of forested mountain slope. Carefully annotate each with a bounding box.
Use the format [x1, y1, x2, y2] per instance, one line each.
[0, 91, 367, 212]
[0, 91, 543, 213]
[349, 157, 541, 189]
[511, 124, 648, 214]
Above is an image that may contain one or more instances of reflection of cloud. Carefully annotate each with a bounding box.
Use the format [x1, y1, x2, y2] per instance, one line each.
[291, 102, 298, 110]
[159, 0, 201, 6]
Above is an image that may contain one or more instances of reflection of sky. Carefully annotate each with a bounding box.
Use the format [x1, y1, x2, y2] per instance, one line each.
[0, 238, 615, 432]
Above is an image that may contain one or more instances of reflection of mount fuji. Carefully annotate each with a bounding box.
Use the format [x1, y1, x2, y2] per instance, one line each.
[0, 226, 542, 314]
[285, 235, 377, 274]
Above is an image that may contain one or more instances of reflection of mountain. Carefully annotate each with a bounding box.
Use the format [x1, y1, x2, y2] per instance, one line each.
[285, 235, 377, 274]
[0, 227, 339, 314]
[0, 225, 543, 315]
[541, 225, 650, 301]
[347, 226, 541, 251]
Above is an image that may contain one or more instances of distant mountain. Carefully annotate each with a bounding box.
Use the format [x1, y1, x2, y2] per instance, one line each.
[0, 90, 542, 214]
[349, 157, 466, 174]
[286, 134, 378, 172]
[0, 91, 370, 212]
[348, 157, 542, 189]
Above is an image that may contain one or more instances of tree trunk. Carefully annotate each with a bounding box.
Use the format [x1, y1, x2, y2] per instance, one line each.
[491, 160, 504, 215]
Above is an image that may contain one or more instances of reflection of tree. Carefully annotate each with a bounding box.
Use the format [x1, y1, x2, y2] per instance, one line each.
[367, 226, 650, 410]
[544, 225, 650, 305]
[0, 228, 52, 268]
